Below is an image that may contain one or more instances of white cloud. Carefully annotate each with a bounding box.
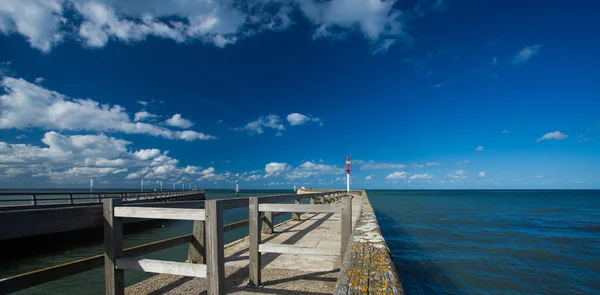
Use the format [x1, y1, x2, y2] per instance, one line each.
[136, 100, 148, 106]
[447, 169, 468, 180]
[385, 171, 407, 180]
[0, 77, 215, 141]
[286, 161, 342, 179]
[365, 175, 373, 180]
[0, 131, 211, 183]
[355, 160, 406, 170]
[408, 173, 432, 182]
[34, 77, 45, 83]
[426, 162, 441, 167]
[166, 114, 194, 129]
[475, 146, 484, 152]
[501, 130, 509, 134]
[478, 171, 486, 178]
[455, 160, 470, 166]
[373, 38, 396, 54]
[0, 0, 411, 53]
[234, 114, 285, 135]
[286, 113, 322, 126]
[512, 45, 541, 64]
[265, 162, 290, 177]
[134, 111, 158, 122]
[536, 131, 568, 142]
[411, 163, 425, 168]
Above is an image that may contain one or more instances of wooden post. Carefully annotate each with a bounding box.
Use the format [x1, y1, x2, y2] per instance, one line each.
[291, 199, 301, 221]
[206, 200, 224, 295]
[188, 220, 205, 264]
[32, 195, 37, 206]
[248, 197, 261, 287]
[69, 194, 74, 204]
[341, 196, 352, 261]
[103, 198, 124, 295]
[262, 211, 274, 234]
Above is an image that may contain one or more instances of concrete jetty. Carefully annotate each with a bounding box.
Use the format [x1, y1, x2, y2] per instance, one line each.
[0, 190, 402, 294]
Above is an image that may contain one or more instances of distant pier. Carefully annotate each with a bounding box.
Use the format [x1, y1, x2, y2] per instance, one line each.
[0, 190, 205, 241]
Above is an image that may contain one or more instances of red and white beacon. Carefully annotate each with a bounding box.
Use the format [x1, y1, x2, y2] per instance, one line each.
[344, 156, 352, 196]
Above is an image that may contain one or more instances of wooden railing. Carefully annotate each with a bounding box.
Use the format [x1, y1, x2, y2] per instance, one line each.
[0, 190, 204, 211]
[0, 191, 344, 294]
[247, 191, 350, 287]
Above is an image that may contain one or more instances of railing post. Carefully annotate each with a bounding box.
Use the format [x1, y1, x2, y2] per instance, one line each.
[248, 197, 261, 287]
[262, 211, 274, 234]
[206, 200, 224, 295]
[69, 194, 74, 204]
[188, 219, 206, 264]
[97, 194, 101, 203]
[103, 198, 124, 295]
[292, 199, 301, 221]
[32, 195, 37, 207]
[341, 196, 352, 262]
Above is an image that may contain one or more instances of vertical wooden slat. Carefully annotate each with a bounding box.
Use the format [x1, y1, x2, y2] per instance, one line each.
[262, 211, 273, 234]
[32, 195, 37, 206]
[249, 197, 261, 287]
[188, 220, 205, 264]
[291, 199, 300, 221]
[341, 196, 352, 261]
[69, 194, 74, 204]
[103, 198, 124, 295]
[206, 200, 224, 295]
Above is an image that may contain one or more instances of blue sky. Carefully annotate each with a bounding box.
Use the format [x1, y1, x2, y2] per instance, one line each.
[0, 0, 599, 189]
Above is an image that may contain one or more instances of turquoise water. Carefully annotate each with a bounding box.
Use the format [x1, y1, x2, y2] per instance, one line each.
[369, 190, 600, 294]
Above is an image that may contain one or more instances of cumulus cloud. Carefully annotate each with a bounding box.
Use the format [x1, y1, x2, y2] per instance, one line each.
[447, 169, 468, 179]
[355, 160, 407, 170]
[34, 77, 45, 83]
[285, 161, 342, 179]
[365, 175, 373, 180]
[286, 113, 322, 126]
[0, 77, 215, 141]
[475, 146, 484, 152]
[408, 173, 432, 182]
[478, 171, 486, 178]
[265, 162, 290, 177]
[512, 45, 541, 64]
[0, 0, 413, 53]
[166, 114, 194, 129]
[0, 131, 210, 183]
[536, 131, 568, 142]
[134, 111, 158, 122]
[385, 171, 407, 180]
[234, 115, 285, 135]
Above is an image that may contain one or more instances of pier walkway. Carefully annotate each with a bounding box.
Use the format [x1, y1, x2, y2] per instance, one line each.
[127, 194, 362, 294]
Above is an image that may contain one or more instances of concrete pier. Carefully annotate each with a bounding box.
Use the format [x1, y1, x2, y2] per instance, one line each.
[126, 195, 363, 294]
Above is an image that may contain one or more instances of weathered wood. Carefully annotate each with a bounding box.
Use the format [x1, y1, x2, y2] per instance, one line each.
[125, 234, 192, 258]
[262, 211, 274, 234]
[248, 197, 261, 287]
[188, 220, 205, 264]
[116, 258, 207, 278]
[113, 207, 206, 221]
[104, 198, 124, 295]
[291, 199, 301, 221]
[341, 196, 352, 260]
[258, 203, 341, 213]
[205, 200, 224, 295]
[334, 192, 404, 295]
[258, 244, 339, 256]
